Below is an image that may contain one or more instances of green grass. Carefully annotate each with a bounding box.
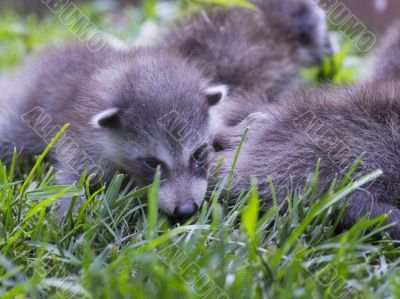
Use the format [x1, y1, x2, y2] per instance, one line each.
[1, 1, 400, 298]
[1, 125, 400, 298]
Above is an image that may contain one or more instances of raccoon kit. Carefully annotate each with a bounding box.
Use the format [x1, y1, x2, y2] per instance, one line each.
[213, 81, 400, 238]
[161, 0, 335, 98]
[212, 22, 400, 239]
[0, 44, 227, 220]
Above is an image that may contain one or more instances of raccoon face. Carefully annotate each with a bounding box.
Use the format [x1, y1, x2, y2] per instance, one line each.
[90, 77, 228, 220]
[290, 0, 338, 66]
[137, 142, 212, 221]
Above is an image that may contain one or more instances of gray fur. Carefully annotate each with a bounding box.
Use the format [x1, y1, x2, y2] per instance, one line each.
[212, 82, 400, 239]
[0, 0, 334, 221]
[0, 43, 222, 218]
[210, 89, 273, 127]
[211, 22, 400, 238]
[160, 0, 334, 98]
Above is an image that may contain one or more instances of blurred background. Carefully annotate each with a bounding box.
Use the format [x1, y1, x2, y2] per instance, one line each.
[0, 0, 399, 83]
[337, 0, 400, 33]
[2, 0, 400, 32]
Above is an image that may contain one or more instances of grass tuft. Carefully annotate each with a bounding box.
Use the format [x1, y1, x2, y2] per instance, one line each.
[1, 1, 399, 298]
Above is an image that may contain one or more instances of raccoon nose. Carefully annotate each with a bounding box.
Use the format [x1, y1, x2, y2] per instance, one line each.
[174, 203, 199, 221]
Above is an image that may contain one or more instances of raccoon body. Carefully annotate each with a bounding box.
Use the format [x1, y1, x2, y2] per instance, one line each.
[212, 21, 400, 238]
[0, 43, 227, 220]
[161, 0, 335, 98]
[212, 81, 400, 238]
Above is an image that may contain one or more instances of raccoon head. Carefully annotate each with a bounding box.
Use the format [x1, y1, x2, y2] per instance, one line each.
[254, 0, 337, 66]
[261, 0, 337, 66]
[89, 49, 228, 220]
[289, 0, 338, 66]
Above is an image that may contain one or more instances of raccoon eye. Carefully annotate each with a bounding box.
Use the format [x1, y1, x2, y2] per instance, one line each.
[143, 158, 163, 170]
[192, 144, 209, 167]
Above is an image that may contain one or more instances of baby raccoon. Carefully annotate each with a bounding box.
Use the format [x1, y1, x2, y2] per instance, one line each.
[212, 81, 400, 239]
[216, 20, 400, 129]
[0, 43, 227, 220]
[161, 0, 335, 98]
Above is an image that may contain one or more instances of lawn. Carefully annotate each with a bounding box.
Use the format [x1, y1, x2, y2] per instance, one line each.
[1, 1, 400, 298]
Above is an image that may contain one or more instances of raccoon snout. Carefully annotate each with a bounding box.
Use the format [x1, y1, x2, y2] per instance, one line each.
[174, 202, 199, 221]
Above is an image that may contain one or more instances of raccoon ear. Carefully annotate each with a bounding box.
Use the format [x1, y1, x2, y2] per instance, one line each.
[205, 85, 228, 106]
[90, 108, 120, 129]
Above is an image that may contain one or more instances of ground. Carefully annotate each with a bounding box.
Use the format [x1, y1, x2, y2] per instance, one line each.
[0, 1, 399, 298]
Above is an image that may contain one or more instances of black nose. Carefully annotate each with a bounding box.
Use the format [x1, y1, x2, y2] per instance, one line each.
[174, 203, 199, 221]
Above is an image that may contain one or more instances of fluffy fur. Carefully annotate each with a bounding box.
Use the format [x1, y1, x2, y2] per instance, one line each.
[0, 43, 226, 219]
[212, 21, 400, 239]
[160, 0, 335, 98]
[212, 82, 400, 239]
[0, 1, 335, 222]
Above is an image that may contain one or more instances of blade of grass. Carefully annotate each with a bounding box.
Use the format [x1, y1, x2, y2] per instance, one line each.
[17, 124, 70, 221]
